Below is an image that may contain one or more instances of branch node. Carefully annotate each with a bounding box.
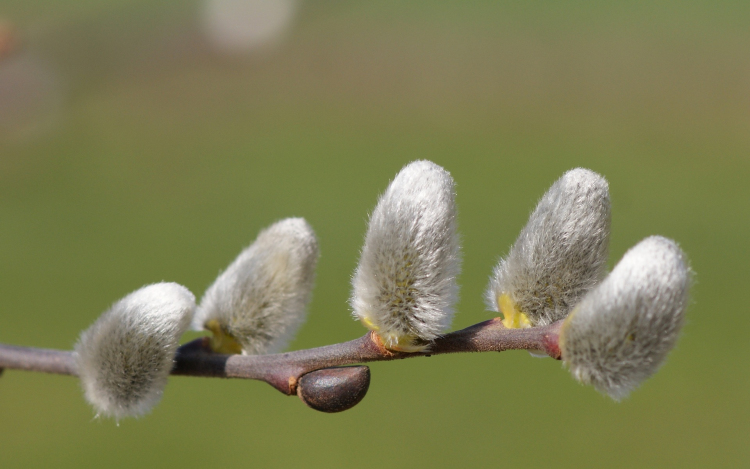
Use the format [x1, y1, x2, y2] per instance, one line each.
[288, 376, 298, 395]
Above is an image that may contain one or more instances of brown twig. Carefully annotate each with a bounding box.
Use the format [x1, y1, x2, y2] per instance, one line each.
[0, 318, 562, 393]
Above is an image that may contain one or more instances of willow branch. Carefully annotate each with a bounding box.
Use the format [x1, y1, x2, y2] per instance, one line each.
[0, 317, 563, 396]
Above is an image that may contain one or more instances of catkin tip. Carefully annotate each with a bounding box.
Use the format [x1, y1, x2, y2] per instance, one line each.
[194, 217, 319, 355]
[351, 160, 462, 351]
[560, 236, 691, 399]
[75, 282, 195, 419]
[485, 168, 611, 327]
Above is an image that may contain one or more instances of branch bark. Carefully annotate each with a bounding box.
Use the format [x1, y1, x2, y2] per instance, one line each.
[0, 317, 563, 397]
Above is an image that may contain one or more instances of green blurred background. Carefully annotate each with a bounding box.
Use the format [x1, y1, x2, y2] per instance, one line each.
[1, 1, 748, 467]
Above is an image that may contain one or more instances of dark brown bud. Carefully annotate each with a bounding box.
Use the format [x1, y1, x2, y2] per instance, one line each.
[297, 366, 370, 413]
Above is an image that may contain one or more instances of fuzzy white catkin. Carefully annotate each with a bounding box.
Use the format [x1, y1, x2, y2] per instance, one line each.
[193, 217, 319, 355]
[485, 168, 610, 326]
[560, 236, 691, 400]
[75, 283, 195, 420]
[351, 160, 461, 350]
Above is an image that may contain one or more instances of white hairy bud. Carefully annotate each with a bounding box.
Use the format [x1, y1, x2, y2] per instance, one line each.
[559, 236, 691, 400]
[193, 217, 319, 355]
[75, 283, 195, 420]
[485, 168, 610, 328]
[351, 160, 461, 352]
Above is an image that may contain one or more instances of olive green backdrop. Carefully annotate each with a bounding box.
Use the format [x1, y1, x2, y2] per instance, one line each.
[1, 1, 748, 467]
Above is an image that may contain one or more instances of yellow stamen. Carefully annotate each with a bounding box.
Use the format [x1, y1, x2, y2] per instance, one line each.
[360, 315, 380, 332]
[205, 319, 243, 354]
[380, 331, 426, 352]
[360, 315, 426, 352]
[498, 294, 532, 329]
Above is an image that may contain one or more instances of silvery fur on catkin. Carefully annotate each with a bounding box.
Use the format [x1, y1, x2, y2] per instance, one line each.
[75, 283, 195, 420]
[485, 168, 610, 326]
[194, 217, 319, 355]
[560, 236, 691, 400]
[351, 160, 461, 343]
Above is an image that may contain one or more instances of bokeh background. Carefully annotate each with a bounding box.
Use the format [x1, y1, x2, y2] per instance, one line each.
[1, 1, 748, 467]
